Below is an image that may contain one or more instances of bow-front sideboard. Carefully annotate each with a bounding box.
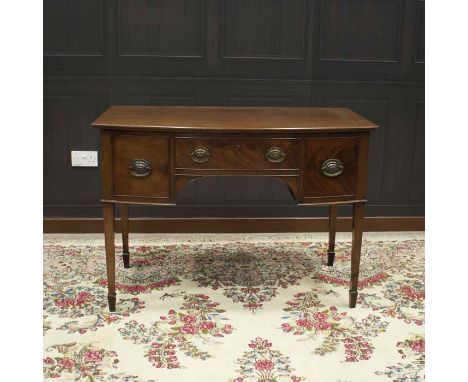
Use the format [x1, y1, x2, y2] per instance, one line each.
[92, 106, 378, 311]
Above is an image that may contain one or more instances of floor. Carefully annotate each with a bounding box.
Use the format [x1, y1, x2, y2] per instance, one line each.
[43, 232, 424, 381]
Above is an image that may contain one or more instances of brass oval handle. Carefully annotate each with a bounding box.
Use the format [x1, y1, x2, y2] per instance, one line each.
[190, 146, 211, 163]
[128, 159, 152, 178]
[265, 147, 286, 163]
[321, 159, 344, 177]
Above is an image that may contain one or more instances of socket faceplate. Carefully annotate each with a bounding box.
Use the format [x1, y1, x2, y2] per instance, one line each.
[71, 151, 98, 167]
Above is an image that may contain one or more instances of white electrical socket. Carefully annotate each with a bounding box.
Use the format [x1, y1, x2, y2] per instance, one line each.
[71, 151, 98, 167]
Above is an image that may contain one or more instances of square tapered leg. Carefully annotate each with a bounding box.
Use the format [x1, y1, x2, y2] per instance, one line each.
[349, 202, 365, 308]
[103, 202, 116, 312]
[121, 204, 130, 268]
[327, 204, 338, 266]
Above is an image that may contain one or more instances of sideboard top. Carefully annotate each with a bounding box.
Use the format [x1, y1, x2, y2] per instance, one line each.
[92, 106, 377, 133]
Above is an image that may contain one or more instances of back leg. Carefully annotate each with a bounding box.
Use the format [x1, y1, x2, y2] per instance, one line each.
[327, 204, 338, 266]
[121, 204, 130, 268]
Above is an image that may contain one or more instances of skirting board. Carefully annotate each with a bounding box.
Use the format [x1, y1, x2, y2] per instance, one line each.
[43, 217, 424, 233]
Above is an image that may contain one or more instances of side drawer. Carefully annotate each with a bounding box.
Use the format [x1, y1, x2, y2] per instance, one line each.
[112, 135, 170, 198]
[303, 136, 360, 198]
[175, 138, 300, 170]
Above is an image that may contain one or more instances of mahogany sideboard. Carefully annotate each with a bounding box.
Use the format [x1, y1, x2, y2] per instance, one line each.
[93, 106, 378, 312]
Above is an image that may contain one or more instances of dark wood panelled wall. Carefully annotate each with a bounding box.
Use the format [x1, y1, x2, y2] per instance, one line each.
[44, 0, 424, 220]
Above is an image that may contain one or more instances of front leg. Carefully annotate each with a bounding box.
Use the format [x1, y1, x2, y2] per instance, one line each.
[121, 204, 130, 268]
[349, 202, 365, 308]
[103, 202, 116, 312]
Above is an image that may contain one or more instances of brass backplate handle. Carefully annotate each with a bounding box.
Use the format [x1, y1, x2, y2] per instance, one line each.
[265, 146, 286, 163]
[190, 146, 211, 163]
[128, 159, 152, 178]
[321, 158, 344, 177]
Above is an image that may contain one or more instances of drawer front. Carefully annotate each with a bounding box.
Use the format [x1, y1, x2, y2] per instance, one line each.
[303, 137, 360, 198]
[175, 138, 300, 170]
[112, 135, 170, 198]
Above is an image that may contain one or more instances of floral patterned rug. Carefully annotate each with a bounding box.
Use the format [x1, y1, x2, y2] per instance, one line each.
[43, 233, 424, 382]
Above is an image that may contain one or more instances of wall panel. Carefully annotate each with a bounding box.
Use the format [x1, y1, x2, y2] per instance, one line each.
[44, 0, 108, 74]
[414, 0, 425, 64]
[44, 95, 105, 204]
[218, 0, 313, 78]
[222, 0, 306, 59]
[44, 0, 104, 55]
[319, 0, 402, 62]
[44, 0, 424, 220]
[118, 0, 204, 57]
[410, 101, 425, 202]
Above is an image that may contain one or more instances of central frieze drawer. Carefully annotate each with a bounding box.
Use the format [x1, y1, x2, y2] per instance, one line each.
[175, 138, 300, 170]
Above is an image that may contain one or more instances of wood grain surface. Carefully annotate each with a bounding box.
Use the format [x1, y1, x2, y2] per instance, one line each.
[93, 106, 377, 132]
